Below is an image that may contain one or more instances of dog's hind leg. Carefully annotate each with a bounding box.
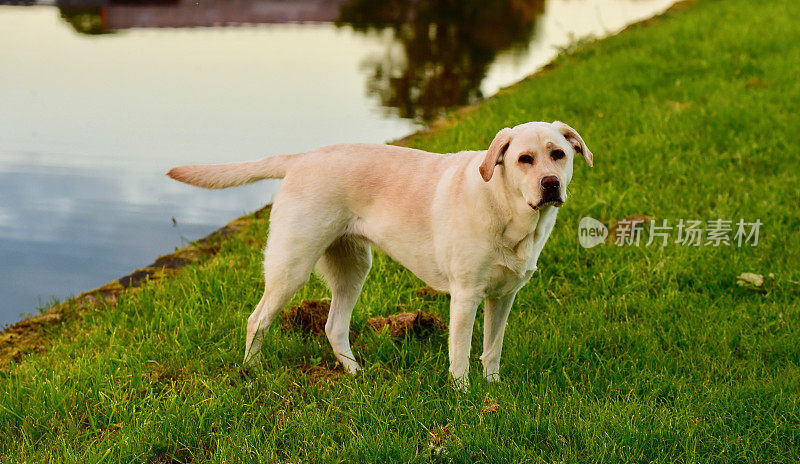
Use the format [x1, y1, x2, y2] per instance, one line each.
[243, 203, 344, 367]
[316, 236, 372, 373]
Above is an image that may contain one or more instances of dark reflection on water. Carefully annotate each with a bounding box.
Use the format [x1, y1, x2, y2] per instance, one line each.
[339, 0, 544, 120]
[53, 0, 544, 121]
[59, 7, 109, 35]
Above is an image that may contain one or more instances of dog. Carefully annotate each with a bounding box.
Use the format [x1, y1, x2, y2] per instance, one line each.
[167, 121, 592, 388]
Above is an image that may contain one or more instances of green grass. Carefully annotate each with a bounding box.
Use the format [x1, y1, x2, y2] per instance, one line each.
[2, 0, 800, 461]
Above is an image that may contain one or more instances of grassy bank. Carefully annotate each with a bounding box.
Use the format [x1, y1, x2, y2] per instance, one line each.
[2, 0, 799, 461]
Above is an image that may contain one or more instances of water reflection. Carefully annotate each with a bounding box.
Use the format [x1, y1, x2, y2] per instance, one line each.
[339, 0, 545, 120]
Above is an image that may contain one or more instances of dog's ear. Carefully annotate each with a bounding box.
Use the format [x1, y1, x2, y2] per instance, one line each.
[480, 128, 513, 182]
[553, 121, 593, 167]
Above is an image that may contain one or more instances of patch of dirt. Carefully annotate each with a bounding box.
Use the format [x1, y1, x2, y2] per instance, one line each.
[427, 424, 453, 455]
[480, 397, 500, 415]
[745, 78, 769, 89]
[299, 363, 344, 385]
[416, 286, 447, 299]
[281, 300, 331, 335]
[368, 310, 445, 338]
[0, 312, 64, 367]
[146, 362, 188, 385]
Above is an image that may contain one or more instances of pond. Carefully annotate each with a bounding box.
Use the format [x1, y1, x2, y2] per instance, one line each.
[0, 0, 676, 326]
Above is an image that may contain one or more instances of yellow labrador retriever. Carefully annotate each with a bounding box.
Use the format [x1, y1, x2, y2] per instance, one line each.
[168, 121, 592, 388]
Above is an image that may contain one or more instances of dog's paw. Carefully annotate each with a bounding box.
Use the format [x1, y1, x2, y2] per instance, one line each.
[451, 374, 470, 392]
[483, 367, 501, 382]
[242, 351, 262, 368]
[341, 360, 361, 375]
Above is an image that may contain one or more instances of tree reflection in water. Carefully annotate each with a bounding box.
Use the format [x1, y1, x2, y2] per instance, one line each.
[338, 0, 545, 121]
[59, 7, 112, 35]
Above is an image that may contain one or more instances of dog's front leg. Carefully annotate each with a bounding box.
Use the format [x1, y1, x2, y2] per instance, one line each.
[480, 292, 516, 382]
[447, 289, 483, 390]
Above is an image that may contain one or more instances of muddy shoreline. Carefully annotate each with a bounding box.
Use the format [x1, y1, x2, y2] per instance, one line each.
[0, 206, 272, 367]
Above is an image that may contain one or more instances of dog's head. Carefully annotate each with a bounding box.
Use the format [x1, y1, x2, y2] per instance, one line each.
[479, 121, 592, 210]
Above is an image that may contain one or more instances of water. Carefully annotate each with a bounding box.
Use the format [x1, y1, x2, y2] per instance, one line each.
[0, 0, 676, 325]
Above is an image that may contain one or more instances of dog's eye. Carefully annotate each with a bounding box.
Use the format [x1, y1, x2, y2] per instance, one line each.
[518, 154, 534, 164]
[551, 149, 566, 161]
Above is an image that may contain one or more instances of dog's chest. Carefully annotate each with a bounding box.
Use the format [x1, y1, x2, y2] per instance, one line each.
[484, 209, 555, 297]
[485, 233, 538, 297]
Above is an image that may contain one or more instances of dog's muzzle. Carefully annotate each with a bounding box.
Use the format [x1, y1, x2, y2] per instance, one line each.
[530, 175, 564, 210]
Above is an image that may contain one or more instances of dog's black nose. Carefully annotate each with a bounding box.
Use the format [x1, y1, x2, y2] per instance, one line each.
[540, 176, 560, 191]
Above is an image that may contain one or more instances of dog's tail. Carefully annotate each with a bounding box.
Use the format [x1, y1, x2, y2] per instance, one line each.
[166, 153, 301, 189]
